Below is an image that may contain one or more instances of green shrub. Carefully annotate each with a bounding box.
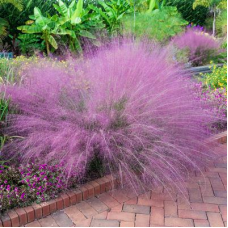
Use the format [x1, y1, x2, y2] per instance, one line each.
[216, 10, 227, 37]
[166, 0, 209, 25]
[123, 6, 187, 42]
[201, 64, 227, 90]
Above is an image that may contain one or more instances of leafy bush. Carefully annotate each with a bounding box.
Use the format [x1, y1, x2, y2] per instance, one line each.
[123, 7, 187, 42]
[173, 28, 221, 66]
[17, 0, 104, 55]
[17, 34, 45, 55]
[166, 0, 209, 25]
[0, 0, 57, 53]
[3, 40, 219, 193]
[202, 64, 227, 90]
[90, 0, 133, 37]
[216, 10, 227, 37]
[0, 163, 67, 213]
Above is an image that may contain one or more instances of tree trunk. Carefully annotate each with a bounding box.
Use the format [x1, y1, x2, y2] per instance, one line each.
[212, 7, 216, 36]
[133, 0, 136, 30]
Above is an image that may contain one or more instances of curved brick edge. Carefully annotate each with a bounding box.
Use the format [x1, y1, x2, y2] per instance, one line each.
[205, 131, 227, 145]
[0, 175, 119, 227]
[212, 131, 227, 144]
[0, 131, 227, 227]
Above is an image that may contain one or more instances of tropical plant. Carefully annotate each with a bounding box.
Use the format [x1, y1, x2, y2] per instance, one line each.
[193, 0, 227, 36]
[90, 0, 133, 36]
[18, 0, 104, 55]
[17, 7, 60, 55]
[123, 6, 188, 42]
[146, 0, 167, 12]
[0, 0, 23, 10]
[0, 18, 8, 44]
[0, 0, 23, 46]
[0, 0, 57, 53]
[3, 40, 219, 193]
[53, 0, 104, 52]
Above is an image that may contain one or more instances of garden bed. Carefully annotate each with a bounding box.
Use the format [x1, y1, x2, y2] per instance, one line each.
[0, 174, 119, 227]
[0, 131, 226, 227]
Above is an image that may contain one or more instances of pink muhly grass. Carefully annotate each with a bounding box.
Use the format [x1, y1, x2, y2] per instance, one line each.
[173, 29, 220, 66]
[3, 40, 220, 194]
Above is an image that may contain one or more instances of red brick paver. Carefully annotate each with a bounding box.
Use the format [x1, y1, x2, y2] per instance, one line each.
[24, 144, 227, 227]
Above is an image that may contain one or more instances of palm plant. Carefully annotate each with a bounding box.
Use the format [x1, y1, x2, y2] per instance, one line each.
[0, 0, 23, 11]
[18, 0, 104, 54]
[0, 18, 8, 45]
[53, 0, 103, 52]
[0, 0, 58, 53]
[0, 0, 23, 47]
[17, 7, 58, 55]
[90, 0, 133, 36]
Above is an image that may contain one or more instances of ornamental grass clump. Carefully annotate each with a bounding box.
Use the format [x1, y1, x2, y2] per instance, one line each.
[3, 41, 219, 193]
[173, 28, 220, 66]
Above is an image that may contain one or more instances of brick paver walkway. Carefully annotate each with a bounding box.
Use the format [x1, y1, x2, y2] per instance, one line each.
[26, 144, 227, 227]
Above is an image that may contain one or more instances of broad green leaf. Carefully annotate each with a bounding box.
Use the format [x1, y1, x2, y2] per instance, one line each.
[117, 12, 126, 20]
[0, 17, 9, 27]
[91, 39, 101, 47]
[69, 0, 76, 9]
[29, 15, 35, 20]
[147, 0, 156, 13]
[53, 4, 62, 15]
[58, 16, 68, 25]
[25, 20, 34, 25]
[17, 25, 42, 33]
[71, 0, 83, 25]
[79, 30, 96, 39]
[71, 17, 81, 25]
[98, 0, 111, 11]
[48, 35, 58, 49]
[34, 7, 43, 19]
[58, 0, 68, 16]
[56, 29, 76, 38]
[74, 36, 82, 52]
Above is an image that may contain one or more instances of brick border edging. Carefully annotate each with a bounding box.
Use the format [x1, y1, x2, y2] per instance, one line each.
[0, 131, 227, 227]
[208, 131, 227, 144]
[0, 175, 118, 227]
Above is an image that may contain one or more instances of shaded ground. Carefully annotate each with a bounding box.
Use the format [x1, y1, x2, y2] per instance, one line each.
[25, 144, 227, 227]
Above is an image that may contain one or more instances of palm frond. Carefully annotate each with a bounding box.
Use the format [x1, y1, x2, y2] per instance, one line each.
[0, 0, 23, 11]
[0, 17, 9, 42]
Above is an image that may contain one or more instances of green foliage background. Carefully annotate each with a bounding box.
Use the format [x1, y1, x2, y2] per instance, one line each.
[166, 0, 209, 25]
